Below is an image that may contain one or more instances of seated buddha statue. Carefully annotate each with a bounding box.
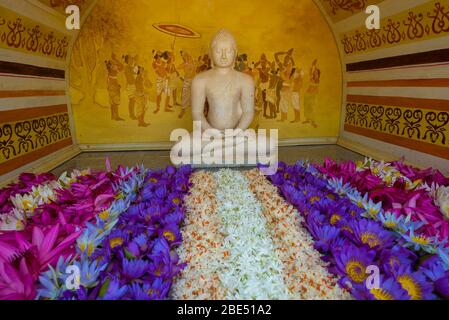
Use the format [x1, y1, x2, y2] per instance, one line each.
[171, 29, 277, 167]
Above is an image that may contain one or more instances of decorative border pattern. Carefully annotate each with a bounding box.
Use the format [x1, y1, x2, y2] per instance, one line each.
[344, 102, 449, 159]
[38, 0, 90, 13]
[324, 0, 367, 15]
[0, 108, 72, 166]
[0, 7, 70, 60]
[340, 1, 449, 55]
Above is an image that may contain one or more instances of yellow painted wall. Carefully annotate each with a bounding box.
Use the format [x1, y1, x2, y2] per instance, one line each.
[70, 0, 342, 144]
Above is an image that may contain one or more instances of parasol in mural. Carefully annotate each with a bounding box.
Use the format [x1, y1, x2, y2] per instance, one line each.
[152, 23, 201, 49]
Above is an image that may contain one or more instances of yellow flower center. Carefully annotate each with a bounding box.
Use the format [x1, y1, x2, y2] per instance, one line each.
[370, 288, 394, 300]
[327, 194, 335, 200]
[109, 237, 124, 248]
[88, 243, 94, 256]
[345, 260, 367, 283]
[310, 196, 320, 204]
[99, 211, 109, 220]
[341, 225, 353, 234]
[330, 214, 342, 225]
[397, 275, 422, 300]
[361, 232, 381, 248]
[16, 220, 24, 230]
[172, 198, 180, 205]
[411, 235, 430, 245]
[163, 231, 175, 242]
[384, 221, 397, 228]
[22, 199, 35, 210]
[150, 177, 158, 183]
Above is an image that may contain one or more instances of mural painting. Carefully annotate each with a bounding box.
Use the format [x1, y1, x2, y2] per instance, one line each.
[70, 0, 342, 144]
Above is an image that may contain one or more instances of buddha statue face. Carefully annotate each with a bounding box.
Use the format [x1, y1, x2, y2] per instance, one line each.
[210, 29, 237, 69]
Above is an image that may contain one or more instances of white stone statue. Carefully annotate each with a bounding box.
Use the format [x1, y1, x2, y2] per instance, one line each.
[191, 29, 255, 133]
[171, 29, 277, 167]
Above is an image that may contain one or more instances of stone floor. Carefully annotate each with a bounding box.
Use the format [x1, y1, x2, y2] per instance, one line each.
[51, 145, 364, 176]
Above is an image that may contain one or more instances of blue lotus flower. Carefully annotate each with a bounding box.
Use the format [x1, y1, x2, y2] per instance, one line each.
[379, 245, 417, 276]
[332, 243, 376, 287]
[352, 276, 411, 300]
[99, 277, 128, 300]
[309, 223, 340, 253]
[401, 228, 438, 254]
[122, 258, 149, 279]
[437, 246, 449, 270]
[360, 198, 383, 220]
[327, 178, 353, 196]
[129, 282, 152, 300]
[349, 219, 395, 250]
[37, 255, 73, 300]
[392, 265, 436, 300]
[419, 255, 447, 281]
[72, 259, 107, 288]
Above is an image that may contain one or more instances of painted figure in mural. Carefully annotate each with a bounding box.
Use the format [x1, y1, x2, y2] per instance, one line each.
[275, 49, 295, 122]
[105, 53, 125, 121]
[267, 62, 280, 119]
[123, 54, 138, 120]
[134, 66, 151, 127]
[166, 51, 180, 110]
[191, 29, 254, 131]
[177, 50, 197, 119]
[290, 67, 304, 123]
[254, 54, 270, 118]
[196, 54, 212, 117]
[197, 54, 211, 73]
[152, 51, 170, 114]
[303, 59, 321, 128]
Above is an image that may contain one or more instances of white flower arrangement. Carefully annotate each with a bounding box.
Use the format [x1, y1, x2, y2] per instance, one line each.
[171, 171, 228, 300]
[213, 169, 290, 300]
[245, 169, 353, 300]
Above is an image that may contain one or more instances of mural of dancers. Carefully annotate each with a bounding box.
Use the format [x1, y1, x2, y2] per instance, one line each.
[102, 46, 321, 128]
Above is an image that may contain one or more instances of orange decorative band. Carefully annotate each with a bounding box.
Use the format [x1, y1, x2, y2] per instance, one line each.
[346, 48, 449, 72]
[346, 95, 449, 112]
[340, 1, 449, 56]
[0, 90, 66, 98]
[347, 78, 449, 88]
[0, 138, 72, 175]
[0, 105, 68, 123]
[344, 124, 449, 160]
[0, 108, 72, 171]
[0, 60, 65, 79]
[344, 103, 449, 160]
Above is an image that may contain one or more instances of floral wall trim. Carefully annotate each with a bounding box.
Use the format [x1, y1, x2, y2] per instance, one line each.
[0, 106, 72, 175]
[340, 1, 449, 55]
[0, 7, 70, 60]
[344, 101, 449, 159]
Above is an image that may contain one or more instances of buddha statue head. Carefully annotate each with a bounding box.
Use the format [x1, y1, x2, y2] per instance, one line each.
[209, 29, 238, 69]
